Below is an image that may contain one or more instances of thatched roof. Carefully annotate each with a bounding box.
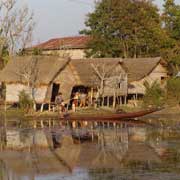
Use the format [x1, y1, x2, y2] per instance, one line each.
[70, 58, 126, 87]
[123, 57, 163, 82]
[0, 56, 164, 87]
[69, 57, 164, 85]
[0, 56, 70, 85]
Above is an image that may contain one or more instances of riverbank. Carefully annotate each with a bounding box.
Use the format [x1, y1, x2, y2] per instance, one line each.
[140, 106, 180, 127]
[0, 106, 179, 123]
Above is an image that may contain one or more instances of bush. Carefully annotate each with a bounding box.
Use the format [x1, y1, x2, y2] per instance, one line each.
[167, 78, 180, 105]
[19, 90, 33, 111]
[143, 81, 166, 108]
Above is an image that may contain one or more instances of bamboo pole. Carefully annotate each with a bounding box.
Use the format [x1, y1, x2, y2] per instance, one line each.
[124, 96, 127, 105]
[107, 96, 110, 107]
[120, 96, 122, 105]
[102, 96, 104, 106]
[40, 103, 44, 112]
[113, 93, 116, 109]
[90, 88, 93, 105]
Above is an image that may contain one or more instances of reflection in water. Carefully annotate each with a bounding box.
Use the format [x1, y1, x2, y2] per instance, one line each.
[0, 119, 180, 180]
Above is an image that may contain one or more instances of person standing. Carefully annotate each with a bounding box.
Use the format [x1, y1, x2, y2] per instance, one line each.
[80, 92, 87, 108]
[55, 92, 64, 114]
[72, 92, 79, 112]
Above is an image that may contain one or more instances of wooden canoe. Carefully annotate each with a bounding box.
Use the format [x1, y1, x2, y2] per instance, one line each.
[61, 108, 161, 122]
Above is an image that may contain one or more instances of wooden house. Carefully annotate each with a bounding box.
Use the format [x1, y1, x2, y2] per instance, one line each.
[0, 56, 74, 104]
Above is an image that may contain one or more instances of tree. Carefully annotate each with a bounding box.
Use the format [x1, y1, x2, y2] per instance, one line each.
[161, 0, 180, 74]
[167, 78, 180, 105]
[0, 0, 34, 56]
[91, 62, 111, 99]
[90, 61, 126, 108]
[163, 0, 180, 40]
[15, 56, 39, 110]
[81, 0, 165, 58]
[143, 81, 166, 108]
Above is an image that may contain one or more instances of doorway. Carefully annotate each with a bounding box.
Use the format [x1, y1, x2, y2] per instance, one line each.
[51, 83, 60, 102]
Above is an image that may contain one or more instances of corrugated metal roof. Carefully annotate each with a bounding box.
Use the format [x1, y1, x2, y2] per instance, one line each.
[31, 36, 90, 50]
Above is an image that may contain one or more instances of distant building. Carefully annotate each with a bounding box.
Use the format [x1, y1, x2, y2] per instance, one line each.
[26, 36, 91, 59]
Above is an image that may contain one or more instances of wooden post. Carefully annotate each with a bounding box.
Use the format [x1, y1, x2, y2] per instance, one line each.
[124, 96, 127, 105]
[102, 96, 104, 107]
[33, 103, 36, 111]
[107, 96, 110, 107]
[113, 93, 116, 109]
[120, 96, 122, 105]
[133, 95, 136, 100]
[40, 103, 44, 112]
[91, 125, 94, 142]
[90, 88, 93, 105]
[48, 103, 51, 112]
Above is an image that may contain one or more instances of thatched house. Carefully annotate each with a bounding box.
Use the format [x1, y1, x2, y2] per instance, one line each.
[0, 56, 74, 104]
[0, 56, 127, 106]
[26, 35, 91, 59]
[70, 58, 128, 105]
[124, 57, 168, 99]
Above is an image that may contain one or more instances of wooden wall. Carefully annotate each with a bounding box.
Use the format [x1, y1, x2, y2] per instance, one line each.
[41, 49, 87, 59]
[6, 83, 47, 103]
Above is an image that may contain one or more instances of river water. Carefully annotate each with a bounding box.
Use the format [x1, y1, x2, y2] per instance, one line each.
[0, 118, 180, 180]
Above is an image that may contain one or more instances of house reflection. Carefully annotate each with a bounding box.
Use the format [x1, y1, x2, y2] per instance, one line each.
[0, 120, 172, 180]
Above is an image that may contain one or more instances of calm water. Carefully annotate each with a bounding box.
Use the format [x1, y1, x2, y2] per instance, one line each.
[0, 118, 180, 180]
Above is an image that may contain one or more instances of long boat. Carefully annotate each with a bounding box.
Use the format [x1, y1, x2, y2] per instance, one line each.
[61, 108, 161, 122]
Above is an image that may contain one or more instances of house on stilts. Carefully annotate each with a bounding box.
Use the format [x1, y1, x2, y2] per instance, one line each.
[0, 56, 128, 110]
[124, 57, 168, 101]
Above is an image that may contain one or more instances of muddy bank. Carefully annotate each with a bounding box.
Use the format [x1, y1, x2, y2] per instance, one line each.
[140, 106, 180, 126]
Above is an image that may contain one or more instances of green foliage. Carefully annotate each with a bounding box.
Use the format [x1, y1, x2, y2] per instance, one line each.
[163, 0, 180, 40]
[161, 0, 180, 73]
[167, 78, 180, 105]
[81, 0, 166, 58]
[18, 90, 33, 111]
[162, 43, 180, 75]
[143, 81, 166, 108]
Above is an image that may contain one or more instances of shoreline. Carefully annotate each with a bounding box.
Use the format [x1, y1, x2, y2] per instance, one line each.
[0, 106, 179, 123]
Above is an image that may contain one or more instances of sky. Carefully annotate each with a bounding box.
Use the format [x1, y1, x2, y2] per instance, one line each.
[24, 0, 180, 45]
